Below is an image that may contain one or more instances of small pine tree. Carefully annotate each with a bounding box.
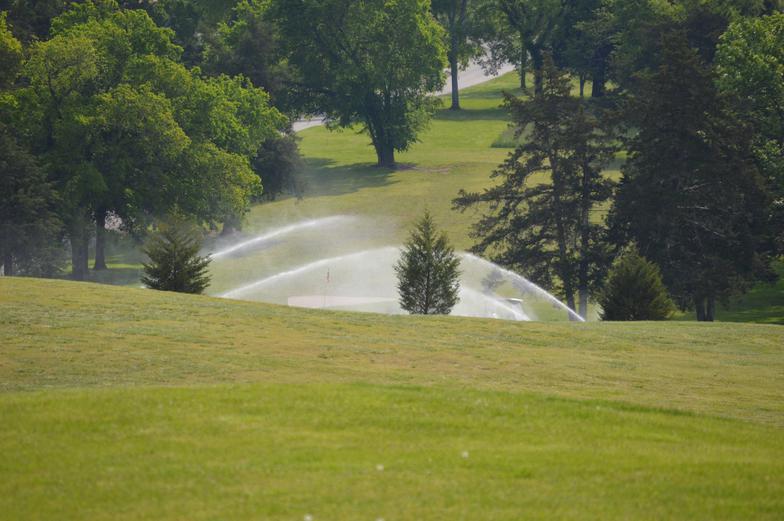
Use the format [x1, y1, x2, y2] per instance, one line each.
[142, 222, 212, 294]
[599, 246, 675, 321]
[395, 211, 461, 315]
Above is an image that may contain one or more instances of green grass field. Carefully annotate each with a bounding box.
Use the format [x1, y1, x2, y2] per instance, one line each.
[1, 277, 783, 519]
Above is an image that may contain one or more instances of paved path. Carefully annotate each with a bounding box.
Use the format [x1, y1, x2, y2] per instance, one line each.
[292, 61, 515, 132]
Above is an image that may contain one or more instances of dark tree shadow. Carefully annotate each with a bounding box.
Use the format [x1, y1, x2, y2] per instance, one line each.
[434, 107, 509, 122]
[56, 266, 143, 286]
[300, 157, 399, 197]
[458, 87, 526, 101]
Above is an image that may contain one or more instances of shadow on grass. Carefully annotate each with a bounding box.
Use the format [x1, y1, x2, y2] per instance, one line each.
[460, 87, 526, 101]
[301, 157, 399, 197]
[56, 266, 142, 287]
[434, 107, 509, 122]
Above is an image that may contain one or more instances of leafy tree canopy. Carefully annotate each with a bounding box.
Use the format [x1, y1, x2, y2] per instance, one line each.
[270, 0, 447, 167]
[716, 13, 784, 195]
[18, 0, 284, 278]
[0, 12, 23, 88]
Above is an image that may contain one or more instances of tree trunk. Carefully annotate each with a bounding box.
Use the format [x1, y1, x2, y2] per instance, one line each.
[706, 295, 716, 322]
[550, 155, 576, 316]
[449, 38, 460, 110]
[591, 60, 606, 98]
[578, 289, 589, 319]
[530, 46, 544, 96]
[221, 215, 241, 236]
[93, 207, 108, 270]
[3, 252, 12, 276]
[519, 47, 527, 90]
[579, 75, 586, 98]
[577, 154, 592, 320]
[376, 142, 395, 168]
[694, 296, 706, 321]
[221, 222, 236, 236]
[70, 217, 89, 281]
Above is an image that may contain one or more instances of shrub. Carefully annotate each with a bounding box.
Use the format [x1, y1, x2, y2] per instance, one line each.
[395, 210, 461, 315]
[142, 222, 211, 294]
[599, 246, 675, 321]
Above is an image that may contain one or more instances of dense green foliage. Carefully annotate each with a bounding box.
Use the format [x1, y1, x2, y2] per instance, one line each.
[599, 246, 675, 321]
[0, 126, 62, 277]
[395, 211, 461, 314]
[270, 0, 447, 167]
[455, 57, 615, 317]
[0, 12, 21, 87]
[0, 0, 782, 319]
[611, 32, 774, 320]
[716, 13, 784, 252]
[4, 1, 283, 279]
[142, 221, 211, 294]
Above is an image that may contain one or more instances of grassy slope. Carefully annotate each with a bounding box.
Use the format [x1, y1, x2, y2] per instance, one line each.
[2, 278, 783, 519]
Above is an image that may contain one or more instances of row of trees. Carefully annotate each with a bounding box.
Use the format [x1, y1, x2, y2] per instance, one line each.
[2, 0, 782, 323]
[6, 0, 688, 174]
[1, 3, 288, 279]
[0, 0, 456, 280]
[456, 3, 783, 321]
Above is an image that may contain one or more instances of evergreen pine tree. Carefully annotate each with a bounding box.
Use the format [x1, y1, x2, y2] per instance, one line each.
[454, 55, 616, 318]
[395, 211, 461, 315]
[142, 222, 211, 294]
[610, 31, 774, 321]
[599, 247, 675, 321]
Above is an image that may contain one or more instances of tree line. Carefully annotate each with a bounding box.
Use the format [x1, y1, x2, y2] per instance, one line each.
[1, 0, 782, 322]
[455, 1, 783, 321]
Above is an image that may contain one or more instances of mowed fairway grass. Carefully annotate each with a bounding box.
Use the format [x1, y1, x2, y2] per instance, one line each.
[2, 277, 783, 520]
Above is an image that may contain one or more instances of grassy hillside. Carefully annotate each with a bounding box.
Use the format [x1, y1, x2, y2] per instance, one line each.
[1, 278, 783, 519]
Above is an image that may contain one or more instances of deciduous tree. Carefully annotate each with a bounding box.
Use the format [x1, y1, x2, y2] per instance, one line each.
[270, 0, 446, 168]
[21, 1, 283, 278]
[432, 0, 482, 109]
[716, 13, 784, 252]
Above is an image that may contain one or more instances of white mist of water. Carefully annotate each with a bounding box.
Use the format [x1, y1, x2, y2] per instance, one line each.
[218, 244, 581, 322]
[209, 216, 356, 259]
[220, 247, 399, 299]
[459, 253, 585, 322]
[457, 287, 531, 321]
